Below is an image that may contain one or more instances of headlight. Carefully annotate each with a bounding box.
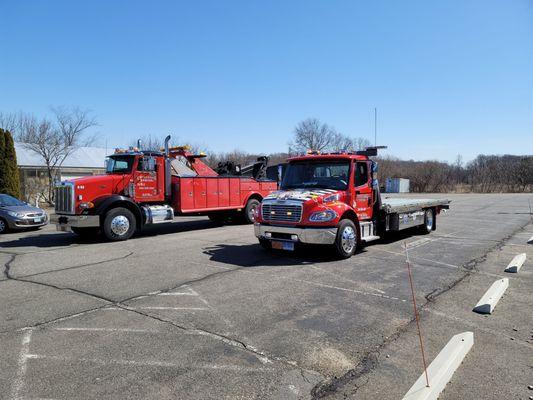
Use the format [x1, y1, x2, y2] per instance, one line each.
[7, 211, 25, 218]
[309, 209, 337, 222]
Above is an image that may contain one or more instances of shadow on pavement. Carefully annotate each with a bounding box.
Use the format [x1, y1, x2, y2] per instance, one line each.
[0, 219, 223, 249]
[202, 242, 368, 267]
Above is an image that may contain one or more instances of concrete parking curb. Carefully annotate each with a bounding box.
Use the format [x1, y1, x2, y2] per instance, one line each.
[402, 332, 474, 400]
[504, 253, 526, 273]
[473, 278, 509, 314]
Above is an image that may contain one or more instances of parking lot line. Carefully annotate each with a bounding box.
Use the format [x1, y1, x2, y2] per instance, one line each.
[25, 354, 276, 372]
[11, 329, 32, 400]
[292, 278, 407, 302]
[132, 306, 209, 311]
[54, 327, 159, 333]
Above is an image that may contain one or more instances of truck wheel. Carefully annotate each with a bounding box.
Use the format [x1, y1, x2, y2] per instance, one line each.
[243, 198, 261, 224]
[71, 227, 100, 238]
[334, 219, 358, 259]
[103, 207, 136, 241]
[419, 208, 434, 234]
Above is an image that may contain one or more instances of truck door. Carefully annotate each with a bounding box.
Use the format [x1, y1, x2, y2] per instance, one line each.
[353, 161, 373, 220]
[133, 156, 165, 202]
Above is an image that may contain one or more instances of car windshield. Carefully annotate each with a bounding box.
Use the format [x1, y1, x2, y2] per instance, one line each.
[0, 194, 25, 207]
[106, 156, 135, 173]
[281, 161, 350, 190]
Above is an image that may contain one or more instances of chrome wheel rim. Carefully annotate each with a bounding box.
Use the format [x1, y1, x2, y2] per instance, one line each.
[248, 204, 257, 222]
[425, 210, 433, 231]
[110, 215, 130, 236]
[341, 226, 356, 253]
[0, 220, 5, 233]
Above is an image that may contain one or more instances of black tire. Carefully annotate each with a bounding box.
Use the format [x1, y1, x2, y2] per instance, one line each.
[71, 227, 100, 238]
[258, 238, 271, 250]
[333, 219, 358, 259]
[102, 207, 136, 241]
[419, 208, 434, 234]
[243, 198, 261, 224]
[0, 218, 8, 234]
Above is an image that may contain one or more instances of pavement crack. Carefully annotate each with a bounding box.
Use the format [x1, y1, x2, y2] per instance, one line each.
[311, 218, 532, 399]
[3, 253, 17, 279]
[3, 251, 114, 306]
[16, 251, 134, 279]
[113, 304, 276, 365]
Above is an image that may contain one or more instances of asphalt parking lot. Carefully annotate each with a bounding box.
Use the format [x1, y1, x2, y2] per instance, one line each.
[1, 193, 532, 400]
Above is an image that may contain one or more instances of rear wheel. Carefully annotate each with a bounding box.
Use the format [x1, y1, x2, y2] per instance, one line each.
[334, 219, 358, 259]
[103, 207, 136, 241]
[0, 218, 8, 234]
[243, 198, 261, 224]
[419, 208, 434, 234]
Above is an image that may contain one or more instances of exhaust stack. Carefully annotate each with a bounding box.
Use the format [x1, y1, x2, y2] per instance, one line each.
[164, 135, 172, 199]
[164, 135, 171, 156]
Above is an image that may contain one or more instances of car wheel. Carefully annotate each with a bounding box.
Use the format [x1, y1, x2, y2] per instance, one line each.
[419, 208, 434, 234]
[103, 207, 136, 241]
[0, 218, 8, 234]
[243, 198, 261, 224]
[334, 219, 358, 259]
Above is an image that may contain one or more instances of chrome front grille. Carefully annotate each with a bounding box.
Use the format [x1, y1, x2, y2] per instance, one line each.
[262, 202, 302, 223]
[54, 183, 74, 214]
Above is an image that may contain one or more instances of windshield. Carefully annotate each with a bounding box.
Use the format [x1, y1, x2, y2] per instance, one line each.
[106, 156, 135, 173]
[0, 194, 25, 207]
[281, 161, 350, 190]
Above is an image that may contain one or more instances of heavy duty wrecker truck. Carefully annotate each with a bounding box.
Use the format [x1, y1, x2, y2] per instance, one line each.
[254, 147, 450, 258]
[51, 136, 277, 241]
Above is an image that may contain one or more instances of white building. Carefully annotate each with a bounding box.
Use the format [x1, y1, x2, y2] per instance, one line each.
[15, 143, 108, 201]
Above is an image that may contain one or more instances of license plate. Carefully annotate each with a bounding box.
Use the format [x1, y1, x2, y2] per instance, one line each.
[271, 241, 295, 251]
[33, 217, 43, 223]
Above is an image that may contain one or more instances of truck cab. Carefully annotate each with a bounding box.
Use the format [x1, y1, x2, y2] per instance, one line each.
[52, 135, 277, 241]
[254, 148, 450, 258]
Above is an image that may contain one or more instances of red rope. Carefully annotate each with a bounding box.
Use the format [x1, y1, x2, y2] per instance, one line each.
[405, 242, 430, 388]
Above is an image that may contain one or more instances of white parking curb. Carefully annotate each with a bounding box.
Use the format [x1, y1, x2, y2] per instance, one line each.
[473, 278, 509, 314]
[504, 253, 526, 273]
[402, 332, 474, 400]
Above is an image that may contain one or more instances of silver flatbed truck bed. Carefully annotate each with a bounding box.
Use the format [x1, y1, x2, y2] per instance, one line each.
[381, 198, 451, 214]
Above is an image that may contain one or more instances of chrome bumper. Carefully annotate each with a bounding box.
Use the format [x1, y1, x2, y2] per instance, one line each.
[50, 214, 100, 230]
[254, 223, 337, 245]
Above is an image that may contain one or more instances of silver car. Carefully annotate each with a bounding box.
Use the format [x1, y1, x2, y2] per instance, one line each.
[0, 194, 48, 233]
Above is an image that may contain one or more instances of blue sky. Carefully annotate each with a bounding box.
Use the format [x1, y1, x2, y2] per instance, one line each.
[1, 0, 532, 162]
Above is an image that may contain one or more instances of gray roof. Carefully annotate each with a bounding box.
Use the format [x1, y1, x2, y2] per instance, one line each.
[15, 143, 108, 169]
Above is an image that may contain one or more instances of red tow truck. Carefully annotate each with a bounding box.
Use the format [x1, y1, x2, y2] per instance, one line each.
[51, 136, 277, 241]
[254, 147, 450, 258]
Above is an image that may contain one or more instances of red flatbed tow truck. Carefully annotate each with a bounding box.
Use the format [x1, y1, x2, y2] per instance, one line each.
[51, 135, 277, 240]
[254, 147, 450, 258]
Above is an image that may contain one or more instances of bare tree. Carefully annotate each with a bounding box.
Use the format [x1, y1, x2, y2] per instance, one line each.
[290, 118, 337, 153]
[7, 107, 97, 203]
